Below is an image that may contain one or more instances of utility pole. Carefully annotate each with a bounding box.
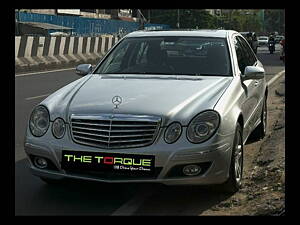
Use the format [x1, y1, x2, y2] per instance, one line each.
[229, 9, 234, 29]
[148, 9, 150, 23]
[15, 9, 20, 36]
[177, 9, 180, 28]
[138, 9, 146, 30]
[283, 9, 285, 34]
[262, 9, 265, 34]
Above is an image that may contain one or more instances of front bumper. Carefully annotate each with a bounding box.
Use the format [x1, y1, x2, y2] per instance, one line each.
[24, 126, 234, 186]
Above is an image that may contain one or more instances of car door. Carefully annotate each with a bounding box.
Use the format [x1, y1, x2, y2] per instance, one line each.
[233, 35, 259, 139]
[238, 36, 265, 130]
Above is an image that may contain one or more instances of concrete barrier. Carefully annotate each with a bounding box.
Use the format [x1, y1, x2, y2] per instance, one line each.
[15, 35, 119, 72]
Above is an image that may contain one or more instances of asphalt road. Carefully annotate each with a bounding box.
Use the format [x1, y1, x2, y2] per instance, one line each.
[14, 46, 285, 215]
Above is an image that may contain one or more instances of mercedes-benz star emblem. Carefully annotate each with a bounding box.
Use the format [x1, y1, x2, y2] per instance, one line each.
[112, 96, 122, 108]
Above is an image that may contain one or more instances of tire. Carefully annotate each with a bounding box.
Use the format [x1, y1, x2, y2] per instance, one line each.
[219, 123, 243, 193]
[252, 97, 268, 140]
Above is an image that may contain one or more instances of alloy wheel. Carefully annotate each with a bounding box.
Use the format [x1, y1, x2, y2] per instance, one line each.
[262, 99, 267, 135]
[234, 132, 243, 185]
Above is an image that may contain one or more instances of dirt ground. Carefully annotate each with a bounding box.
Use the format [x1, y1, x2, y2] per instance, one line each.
[201, 75, 285, 216]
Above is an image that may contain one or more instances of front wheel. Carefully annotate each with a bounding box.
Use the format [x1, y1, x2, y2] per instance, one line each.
[252, 97, 268, 140]
[219, 123, 243, 193]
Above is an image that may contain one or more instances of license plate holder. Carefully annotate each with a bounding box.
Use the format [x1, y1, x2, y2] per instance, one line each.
[61, 150, 155, 176]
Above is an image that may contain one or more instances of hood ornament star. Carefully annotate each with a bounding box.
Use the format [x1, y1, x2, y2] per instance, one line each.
[112, 96, 122, 109]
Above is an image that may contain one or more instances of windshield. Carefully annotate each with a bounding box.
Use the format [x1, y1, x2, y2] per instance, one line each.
[94, 36, 232, 76]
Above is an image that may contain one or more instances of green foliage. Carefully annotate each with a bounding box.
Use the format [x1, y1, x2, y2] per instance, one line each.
[142, 9, 284, 35]
[222, 10, 263, 32]
[264, 10, 285, 34]
[145, 9, 220, 29]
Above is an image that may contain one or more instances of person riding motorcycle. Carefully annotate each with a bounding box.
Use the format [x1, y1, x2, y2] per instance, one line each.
[268, 35, 275, 43]
[268, 34, 276, 54]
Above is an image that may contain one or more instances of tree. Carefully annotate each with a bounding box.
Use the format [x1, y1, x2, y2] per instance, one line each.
[220, 10, 263, 32]
[243, 14, 262, 32]
[264, 9, 285, 34]
[143, 9, 220, 29]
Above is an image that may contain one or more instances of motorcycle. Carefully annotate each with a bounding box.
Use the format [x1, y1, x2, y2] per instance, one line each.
[269, 41, 275, 54]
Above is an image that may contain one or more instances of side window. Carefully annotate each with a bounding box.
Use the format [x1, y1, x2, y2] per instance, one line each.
[234, 37, 248, 74]
[237, 36, 257, 66]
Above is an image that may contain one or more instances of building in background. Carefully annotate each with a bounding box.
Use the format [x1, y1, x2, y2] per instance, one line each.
[18, 9, 137, 20]
[15, 9, 170, 36]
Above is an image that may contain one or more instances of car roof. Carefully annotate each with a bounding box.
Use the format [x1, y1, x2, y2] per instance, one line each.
[125, 29, 237, 38]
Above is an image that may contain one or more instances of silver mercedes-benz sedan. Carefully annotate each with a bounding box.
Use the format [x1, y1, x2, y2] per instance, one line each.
[24, 30, 268, 192]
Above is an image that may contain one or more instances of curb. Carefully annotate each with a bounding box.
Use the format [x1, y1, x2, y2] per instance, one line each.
[267, 70, 285, 87]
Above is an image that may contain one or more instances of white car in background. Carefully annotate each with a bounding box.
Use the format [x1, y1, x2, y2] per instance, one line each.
[258, 36, 269, 46]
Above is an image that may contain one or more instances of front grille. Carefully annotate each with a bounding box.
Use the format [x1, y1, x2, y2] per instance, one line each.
[70, 114, 161, 149]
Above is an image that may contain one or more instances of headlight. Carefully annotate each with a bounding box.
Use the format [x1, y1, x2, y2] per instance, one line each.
[187, 110, 220, 144]
[52, 118, 66, 139]
[29, 105, 50, 137]
[164, 122, 182, 144]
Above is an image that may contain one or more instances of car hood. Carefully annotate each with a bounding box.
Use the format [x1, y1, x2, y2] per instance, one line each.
[63, 74, 232, 126]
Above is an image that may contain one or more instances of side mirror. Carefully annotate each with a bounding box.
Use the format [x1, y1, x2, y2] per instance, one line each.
[242, 66, 265, 81]
[75, 64, 93, 76]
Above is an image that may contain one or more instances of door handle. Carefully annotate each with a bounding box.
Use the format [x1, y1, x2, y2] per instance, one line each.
[254, 81, 259, 86]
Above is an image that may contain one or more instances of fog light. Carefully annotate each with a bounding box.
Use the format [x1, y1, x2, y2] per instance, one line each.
[182, 165, 201, 176]
[34, 157, 48, 169]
